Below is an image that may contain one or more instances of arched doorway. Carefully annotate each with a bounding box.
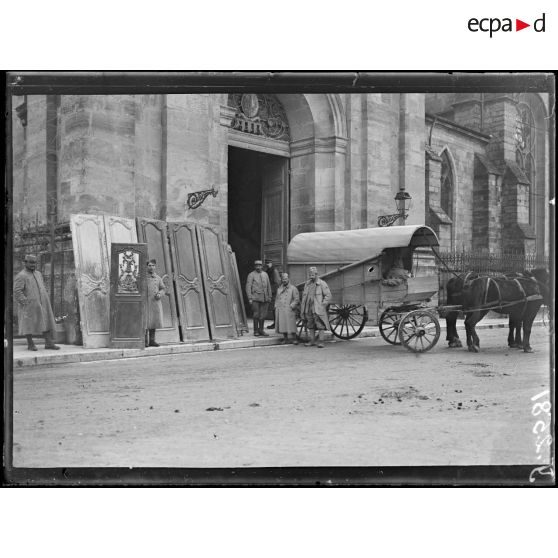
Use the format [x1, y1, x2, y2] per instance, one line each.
[222, 92, 347, 296]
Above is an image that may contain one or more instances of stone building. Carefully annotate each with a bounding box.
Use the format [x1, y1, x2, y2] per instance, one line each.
[11, 91, 551, 286]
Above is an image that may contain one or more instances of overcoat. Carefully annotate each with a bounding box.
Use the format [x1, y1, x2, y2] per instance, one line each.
[274, 283, 299, 334]
[246, 270, 272, 303]
[146, 273, 166, 329]
[300, 278, 332, 326]
[13, 268, 57, 335]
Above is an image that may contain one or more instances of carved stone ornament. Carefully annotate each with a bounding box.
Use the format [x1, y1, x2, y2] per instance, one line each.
[228, 94, 290, 141]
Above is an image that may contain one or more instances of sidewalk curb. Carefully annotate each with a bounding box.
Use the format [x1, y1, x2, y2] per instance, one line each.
[10, 320, 547, 368]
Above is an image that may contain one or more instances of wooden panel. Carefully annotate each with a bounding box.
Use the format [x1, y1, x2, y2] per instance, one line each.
[109, 243, 147, 348]
[196, 224, 236, 339]
[104, 215, 138, 247]
[70, 214, 110, 348]
[137, 218, 180, 343]
[262, 156, 289, 272]
[168, 222, 210, 342]
[226, 243, 249, 335]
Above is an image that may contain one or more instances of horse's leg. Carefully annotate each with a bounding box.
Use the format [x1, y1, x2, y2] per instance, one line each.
[446, 311, 461, 348]
[508, 316, 516, 347]
[521, 304, 540, 353]
[465, 310, 489, 352]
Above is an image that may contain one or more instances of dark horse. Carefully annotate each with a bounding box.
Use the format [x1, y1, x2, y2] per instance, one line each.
[445, 268, 550, 353]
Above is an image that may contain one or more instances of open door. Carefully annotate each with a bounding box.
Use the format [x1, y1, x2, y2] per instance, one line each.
[261, 156, 289, 273]
[109, 243, 147, 348]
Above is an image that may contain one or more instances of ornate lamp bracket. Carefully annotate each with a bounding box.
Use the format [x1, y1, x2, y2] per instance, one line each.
[187, 185, 219, 210]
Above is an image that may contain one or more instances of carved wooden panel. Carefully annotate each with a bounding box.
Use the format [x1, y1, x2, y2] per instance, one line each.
[70, 214, 110, 348]
[137, 218, 180, 343]
[168, 222, 210, 342]
[104, 215, 138, 247]
[226, 243, 249, 335]
[109, 243, 147, 348]
[196, 224, 236, 339]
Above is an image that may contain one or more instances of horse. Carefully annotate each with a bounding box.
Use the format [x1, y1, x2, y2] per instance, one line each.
[445, 268, 550, 353]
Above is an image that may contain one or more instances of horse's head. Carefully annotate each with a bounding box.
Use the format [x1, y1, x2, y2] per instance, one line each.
[527, 268, 551, 305]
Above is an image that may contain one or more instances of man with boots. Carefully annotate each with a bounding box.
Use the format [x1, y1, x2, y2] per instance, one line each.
[14, 254, 60, 351]
[300, 266, 332, 348]
[246, 259, 272, 337]
[145, 259, 166, 347]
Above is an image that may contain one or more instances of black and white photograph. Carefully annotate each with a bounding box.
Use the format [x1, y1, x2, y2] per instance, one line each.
[3, 71, 555, 487]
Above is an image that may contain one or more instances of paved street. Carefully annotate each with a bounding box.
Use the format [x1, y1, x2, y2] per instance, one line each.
[11, 327, 552, 468]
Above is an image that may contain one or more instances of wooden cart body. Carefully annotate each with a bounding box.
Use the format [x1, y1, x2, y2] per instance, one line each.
[287, 225, 442, 352]
[288, 225, 439, 326]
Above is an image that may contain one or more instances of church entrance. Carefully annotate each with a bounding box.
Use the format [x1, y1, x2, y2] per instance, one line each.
[227, 146, 289, 310]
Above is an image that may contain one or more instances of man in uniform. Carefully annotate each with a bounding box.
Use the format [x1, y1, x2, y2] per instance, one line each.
[300, 266, 332, 348]
[145, 259, 167, 347]
[265, 258, 281, 329]
[245, 259, 272, 337]
[13, 254, 60, 351]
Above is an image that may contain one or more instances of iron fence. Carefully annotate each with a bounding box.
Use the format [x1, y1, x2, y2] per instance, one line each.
[437, 250, 550, 305]
[13, 220, 78, 339]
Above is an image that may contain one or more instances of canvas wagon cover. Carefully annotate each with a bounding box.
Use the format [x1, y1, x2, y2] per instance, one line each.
[287, 225, 439, 264]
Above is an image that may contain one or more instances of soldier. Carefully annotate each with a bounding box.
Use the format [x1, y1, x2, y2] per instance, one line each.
[145, 259, 166, 347]
[245, 259, 272, 337]
[13, 254, 60, 351]
[274, 272, 300, 344]
[300, 267, 332, 348]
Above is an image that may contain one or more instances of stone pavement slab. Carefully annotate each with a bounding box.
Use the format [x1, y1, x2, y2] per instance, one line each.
[8, 317, 547, 368]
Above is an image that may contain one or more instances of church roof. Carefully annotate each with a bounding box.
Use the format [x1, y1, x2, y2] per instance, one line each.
[287, 225, 439, 264]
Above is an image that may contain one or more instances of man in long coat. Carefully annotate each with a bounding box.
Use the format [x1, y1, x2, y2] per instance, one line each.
[274, 272, 300, 344]
[300, 266, 332, 348]
[13, 254, 60, 351]
[146, 259, 166, 347]
[245, 259, 272, 337]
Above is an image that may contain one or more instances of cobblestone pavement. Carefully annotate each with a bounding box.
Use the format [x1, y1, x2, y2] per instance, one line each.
[10, 327, 552, 469]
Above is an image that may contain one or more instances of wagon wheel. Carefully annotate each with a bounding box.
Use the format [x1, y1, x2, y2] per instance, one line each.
[327, 304, 368, 340]
[398, 310, 440, 353]
[296, 317, 308, 342]
[379, 308, 404, 345]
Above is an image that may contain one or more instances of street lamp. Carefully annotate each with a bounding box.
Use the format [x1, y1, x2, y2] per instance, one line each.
[378, 190, 413, 227]
[394, 190, 412, 225]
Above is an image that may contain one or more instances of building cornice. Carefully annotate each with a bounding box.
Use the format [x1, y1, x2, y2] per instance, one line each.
[290, 136, 348, 157]
[426, 113, 491, 143]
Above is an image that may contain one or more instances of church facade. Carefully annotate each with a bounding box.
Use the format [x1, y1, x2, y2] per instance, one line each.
[11, 91, 551, 284]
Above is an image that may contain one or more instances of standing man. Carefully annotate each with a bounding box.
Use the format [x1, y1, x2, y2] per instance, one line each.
[146, 259, 166, 347]
[246, 259, 272, 337]
[265, 258, 281, 329]
[274, 272, 300, 344]
[13, 254, 60, 351]
[300, 266, 332, 348]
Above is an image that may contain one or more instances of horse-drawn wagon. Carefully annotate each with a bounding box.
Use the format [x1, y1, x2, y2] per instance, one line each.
[287, 225, 443, 352]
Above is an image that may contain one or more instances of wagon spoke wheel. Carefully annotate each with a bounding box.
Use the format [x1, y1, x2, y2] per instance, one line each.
[296, 317, 308, 342]
[327, 304, 368, 340]
[379, 309, 403, 345]
[398, 310, 440, 353]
